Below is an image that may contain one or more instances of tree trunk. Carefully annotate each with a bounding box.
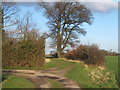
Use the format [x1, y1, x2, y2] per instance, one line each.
[57, 22, 62, 58]
[57, 44, 62, 58]
[57, 32, 62, 58]
[1, 7, 5, 43]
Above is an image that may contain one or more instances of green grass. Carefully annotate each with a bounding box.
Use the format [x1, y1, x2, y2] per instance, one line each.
[2, 56, 119, 88]
[2, 74, 35, 88]
[105, 56, 120, 88]
[47, 78, 64, 88]
[49, 58, 75, 69]
[105, 56, 118, 73]
[66, 63, 96, 88]
[65, 56, 119, 88]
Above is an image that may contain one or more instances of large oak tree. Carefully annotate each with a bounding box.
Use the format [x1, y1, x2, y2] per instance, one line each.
[39, 2, 94, 58]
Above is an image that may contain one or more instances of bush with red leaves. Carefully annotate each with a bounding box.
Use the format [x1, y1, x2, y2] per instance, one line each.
[64, 44, 105, 66]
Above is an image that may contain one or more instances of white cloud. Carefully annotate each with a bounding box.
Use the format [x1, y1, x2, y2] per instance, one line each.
[2, 0, 118, 12]
[79, 0, 118, 12]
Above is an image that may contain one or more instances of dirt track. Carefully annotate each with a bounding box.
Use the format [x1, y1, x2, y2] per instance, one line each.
[3, 68, 81, 89]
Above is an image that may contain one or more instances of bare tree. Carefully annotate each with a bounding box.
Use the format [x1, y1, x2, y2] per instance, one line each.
[1, 2, 20, 43]
[16, 12, 36, 41]
[39, 2, 94, 58]
[0, 2, 2, 30]
[2, 2, 20, 28]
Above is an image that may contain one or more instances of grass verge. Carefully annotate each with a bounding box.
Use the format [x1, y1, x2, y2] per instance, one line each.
[66, 56, 118, 88]
[2, 74, 35, 88]
[105, 56, 119, 88]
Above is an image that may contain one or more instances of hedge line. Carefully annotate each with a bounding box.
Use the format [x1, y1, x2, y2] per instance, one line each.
[2, 30, 45, 67]
[64, 44, 105, 66]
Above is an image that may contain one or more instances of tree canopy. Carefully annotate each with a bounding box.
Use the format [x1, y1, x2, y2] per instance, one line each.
[39, 2, 94, 57]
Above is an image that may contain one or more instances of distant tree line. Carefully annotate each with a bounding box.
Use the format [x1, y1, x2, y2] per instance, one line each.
[101, 49, 119, 56]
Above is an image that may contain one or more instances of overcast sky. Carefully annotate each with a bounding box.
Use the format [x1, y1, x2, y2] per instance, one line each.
[14, 0, 118, 54]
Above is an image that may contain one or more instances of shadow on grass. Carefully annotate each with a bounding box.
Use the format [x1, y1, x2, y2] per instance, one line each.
[45, 56, 56, 58]
[2, 74, 10, 82]
[115, 73, 120, 88]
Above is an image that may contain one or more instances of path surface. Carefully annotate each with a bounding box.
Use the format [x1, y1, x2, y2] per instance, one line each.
[3, 68, 81, 89]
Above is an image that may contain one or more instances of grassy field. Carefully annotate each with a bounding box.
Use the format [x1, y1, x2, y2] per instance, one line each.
[50, 56, 119, 88]
[66, 63, 95, 88]
[105, 56, 118, 73]
[105, 56, 119, 88]
[2, 56, 119, 88]
[2, 74, 35, 88]
[66, 57, 118, 88]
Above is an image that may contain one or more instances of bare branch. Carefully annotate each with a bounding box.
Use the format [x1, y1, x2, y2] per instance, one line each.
[39, 2, 94, 57]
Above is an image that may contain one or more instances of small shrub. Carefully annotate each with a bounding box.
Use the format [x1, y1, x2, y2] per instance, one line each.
[51, 53, 58, 58]
[65, 44, 105, 66]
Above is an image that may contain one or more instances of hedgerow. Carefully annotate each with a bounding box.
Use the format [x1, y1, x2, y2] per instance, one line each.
[65, 44, 105, 66]
[2, 30, 45, 67]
